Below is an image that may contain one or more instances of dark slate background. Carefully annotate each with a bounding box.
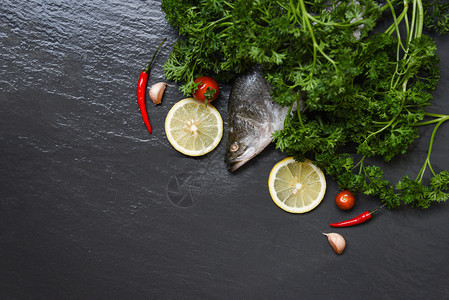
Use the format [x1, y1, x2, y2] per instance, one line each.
[1, 1, 448, 299]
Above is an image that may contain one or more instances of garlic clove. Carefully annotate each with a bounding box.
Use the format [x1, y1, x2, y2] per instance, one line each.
[149, 82, 168, 104]
[323, 232, 346, 254]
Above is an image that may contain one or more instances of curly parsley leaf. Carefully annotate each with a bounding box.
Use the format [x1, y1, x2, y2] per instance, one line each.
[161, 0, 449, 209]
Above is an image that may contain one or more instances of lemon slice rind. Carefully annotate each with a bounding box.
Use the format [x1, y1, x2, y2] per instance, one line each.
[268, 157, 326, 214]
[165, 98, 223, 156]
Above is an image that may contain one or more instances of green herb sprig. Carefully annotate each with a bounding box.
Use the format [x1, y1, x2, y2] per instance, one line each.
[161, 0, 449, 209]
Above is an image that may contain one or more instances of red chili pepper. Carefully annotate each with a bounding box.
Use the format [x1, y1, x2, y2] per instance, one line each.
[329, 205, 385, 227]
[137, 38, 166, 135]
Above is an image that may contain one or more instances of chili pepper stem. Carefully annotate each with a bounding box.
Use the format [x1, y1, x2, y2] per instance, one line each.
[369, 204, 386, 215]
[143, 38, 167, 73]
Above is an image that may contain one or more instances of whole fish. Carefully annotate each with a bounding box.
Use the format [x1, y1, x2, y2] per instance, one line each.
[225, 67, 298, 172]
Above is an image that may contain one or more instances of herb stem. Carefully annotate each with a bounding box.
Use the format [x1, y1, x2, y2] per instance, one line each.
[423, 112, 449, 118]
[298, 0, 338, 76]
[415, 114, 449, 126]
[354, 156, 366, 174]
[297, 98, 304, 128]
[284, 102, 294, 128]
[306, 14, 368, 28]
[416, 117, 446, 181]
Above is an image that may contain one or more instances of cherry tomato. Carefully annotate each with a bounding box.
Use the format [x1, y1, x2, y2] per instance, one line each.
[335, 190, 355, 210]
[192, 76, 219, 103]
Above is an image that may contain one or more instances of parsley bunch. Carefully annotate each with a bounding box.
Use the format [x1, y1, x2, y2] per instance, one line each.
[161, 0, 449, 209]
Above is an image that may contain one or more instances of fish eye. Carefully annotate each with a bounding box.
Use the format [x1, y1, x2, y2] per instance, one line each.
[230, 142, 239, 152]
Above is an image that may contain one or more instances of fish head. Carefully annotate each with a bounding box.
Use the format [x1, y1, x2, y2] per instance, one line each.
[224, 120, 272, 172]
[225, 138, 256, 172]
[224, 66, 289, 172]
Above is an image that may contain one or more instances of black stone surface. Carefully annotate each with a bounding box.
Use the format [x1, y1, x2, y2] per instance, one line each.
[1, 1, 448, 299]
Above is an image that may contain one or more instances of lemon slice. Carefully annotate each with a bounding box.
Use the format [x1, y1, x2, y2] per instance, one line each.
[165, 98, 223, 156]
[268, 157, 326, 213]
